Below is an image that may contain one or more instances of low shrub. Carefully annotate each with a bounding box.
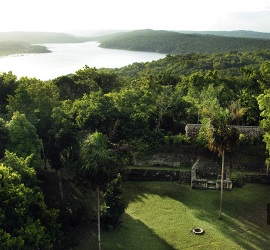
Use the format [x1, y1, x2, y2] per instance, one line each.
[231, 173, 244, 188]
[173, 133, 191, 145]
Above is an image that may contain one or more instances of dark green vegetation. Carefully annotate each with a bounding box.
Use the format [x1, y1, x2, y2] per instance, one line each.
[180, 30, 270, 39]
[0, 147, 61, 249]
[0, 41, 50, 56]
[98, 29, 270, 54]
[1, 43, 270, 248]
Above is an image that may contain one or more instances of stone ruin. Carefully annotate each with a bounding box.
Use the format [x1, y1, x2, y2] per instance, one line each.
[185, 124, 264, 140]
[191, 157, 232, 190]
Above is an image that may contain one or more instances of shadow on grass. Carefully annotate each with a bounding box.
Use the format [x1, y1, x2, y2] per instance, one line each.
[123, 181, 270, 249]
[100, 213, 175, 250]
[77, 213, 175, 250]
[209, 213, 270, 250]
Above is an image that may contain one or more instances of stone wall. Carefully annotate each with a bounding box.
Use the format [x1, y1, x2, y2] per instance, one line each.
[134, 153, 196, 168]
[185, 124, 264, 139]
[125, 169, 191, 182]
[124, 169, 270, 184]
[133, 151, 265, 172]
[242, 174, 270, 184]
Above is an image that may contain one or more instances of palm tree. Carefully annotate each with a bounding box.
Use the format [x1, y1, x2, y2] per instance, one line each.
[229, 100, 246, 125]
[203, 108, 239, 218]
[80, 131, 112, 250]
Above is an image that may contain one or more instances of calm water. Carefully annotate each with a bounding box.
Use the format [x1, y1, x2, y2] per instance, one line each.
[0, 42, 166, 80]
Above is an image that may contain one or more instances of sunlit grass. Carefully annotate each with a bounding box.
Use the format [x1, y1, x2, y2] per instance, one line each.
[81, 182, 270, 249]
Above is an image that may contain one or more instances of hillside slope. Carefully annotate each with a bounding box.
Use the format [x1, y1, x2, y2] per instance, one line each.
[0, 31, 91, 44]
[0, 41, 51, 56]
[179, 30, 270, 39]
[98, 29, 270, 54]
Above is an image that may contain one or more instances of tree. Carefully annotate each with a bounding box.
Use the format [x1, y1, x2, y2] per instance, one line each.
[73, 66, 99, 97]
[155, 85, 174, 131]
[258, 61, 270, 91]
[7, 83, 38, 126]
[257, 89, 270, 175]
[228, 100, 246, 125]
[101, 173, 127, 229]
[80, 131, 115, 250]
[0, 118, 8, 159]
[201, 105, 239, 218]
[51, 100, 79, 170]
[73, 91, 121, 137]
[6, 112, 42, 168]
[0, 71, 18, 113]
[7, 78, 60, 168]
[0, 157, 61, 249]
[3, 151, 36, 188]
[53, 75, 76, 100]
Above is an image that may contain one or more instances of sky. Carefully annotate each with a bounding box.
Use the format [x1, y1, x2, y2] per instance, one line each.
[1, 0, 270, 34]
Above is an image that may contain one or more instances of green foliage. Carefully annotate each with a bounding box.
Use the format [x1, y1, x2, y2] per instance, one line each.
[0, 162, 61, 249]
[99, 29, 270, 55]
[0, 163, 21, 186]
[0, 118, 8, 158]
[2, 151, 36, 187]
[258, 61, 270, 91]
[257, 89, 270, 168]
[7, 84, 39, 125]
[80, 131, 114, 187]
[6, 112, 42, 168]
[101, 173, 127, 229]
[173, 133, 190, 145]
[231, 173, 244, 188]
[8, 77, 59, 134]
[0, 71, 18, 113]
[164, 133, 190, 146]
[201, 105, 240, 155]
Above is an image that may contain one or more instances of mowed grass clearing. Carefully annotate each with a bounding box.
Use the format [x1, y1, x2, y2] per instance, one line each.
[78, 182, 270, 250]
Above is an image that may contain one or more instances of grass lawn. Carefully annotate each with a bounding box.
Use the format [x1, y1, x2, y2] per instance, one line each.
[77, 182, 270, 250]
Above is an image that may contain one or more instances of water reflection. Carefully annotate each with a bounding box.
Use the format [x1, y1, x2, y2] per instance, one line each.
[0, 42, 166, 80]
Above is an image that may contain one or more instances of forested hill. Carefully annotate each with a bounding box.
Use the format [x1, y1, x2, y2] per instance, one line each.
[0, 41, 51, 56]
[179, 30, 270, 39]
[0, 31, 91, 44]
[98, 29, 270, 54]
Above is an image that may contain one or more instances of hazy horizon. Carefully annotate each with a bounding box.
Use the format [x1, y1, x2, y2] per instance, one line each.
[1, 29, 270, 37]
[1, 0, 270, 34]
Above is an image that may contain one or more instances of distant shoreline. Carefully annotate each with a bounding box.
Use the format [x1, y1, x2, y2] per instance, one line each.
[0, 41, 51, 57]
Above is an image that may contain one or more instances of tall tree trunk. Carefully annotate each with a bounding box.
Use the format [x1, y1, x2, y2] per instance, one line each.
[97, 186, 101, 250]
[41, 141, 47, 170]
[58, 169, 64, 200]
[219, 150, 225, 219]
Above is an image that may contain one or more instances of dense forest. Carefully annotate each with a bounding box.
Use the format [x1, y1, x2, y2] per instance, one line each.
[98, 29, 270, 54]
[1, 45, 270, 248]
[179, 30, 270, 39]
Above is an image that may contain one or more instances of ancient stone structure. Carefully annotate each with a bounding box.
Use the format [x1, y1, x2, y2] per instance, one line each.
[190, 157, 232, 190]
[185, 124, 264, 139]
[125, 169, 191, 182]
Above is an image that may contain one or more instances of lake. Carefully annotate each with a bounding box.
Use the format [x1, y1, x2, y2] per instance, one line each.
[0, 42, 166, 80]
